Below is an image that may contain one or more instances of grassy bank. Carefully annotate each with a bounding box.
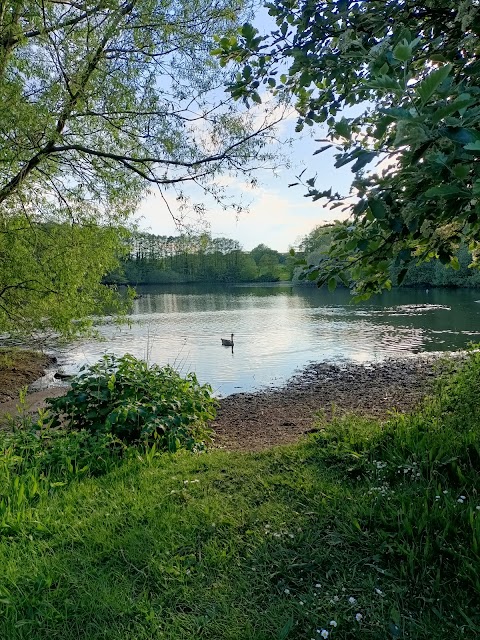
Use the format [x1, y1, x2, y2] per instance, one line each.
[1, 356, 480, 639]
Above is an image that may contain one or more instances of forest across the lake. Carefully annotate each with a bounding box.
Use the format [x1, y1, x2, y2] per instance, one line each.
[105, 227, 480, 289]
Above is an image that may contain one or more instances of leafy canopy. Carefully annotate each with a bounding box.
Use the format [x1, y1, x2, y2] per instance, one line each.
[215, 0, 480, 297]
[0, 0, 281, 335]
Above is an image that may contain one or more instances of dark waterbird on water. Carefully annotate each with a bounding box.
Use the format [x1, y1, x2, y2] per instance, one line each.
[221, 333, 234, 347]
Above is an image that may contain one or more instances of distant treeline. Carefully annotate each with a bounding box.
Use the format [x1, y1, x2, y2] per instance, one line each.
[106, 227, 480, 288]
[295, 224, 480, 289]
[106, 233, 296, 285]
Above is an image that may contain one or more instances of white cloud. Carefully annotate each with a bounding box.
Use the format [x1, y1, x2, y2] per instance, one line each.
[135, 113, 357, 251]
[137, 176, 351, 251]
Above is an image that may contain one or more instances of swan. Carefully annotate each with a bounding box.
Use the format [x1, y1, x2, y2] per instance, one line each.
[221, 333, 234, 347]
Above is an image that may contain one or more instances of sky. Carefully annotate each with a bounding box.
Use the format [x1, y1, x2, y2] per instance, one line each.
[136, 8, 357, 253]
[137, 128, 356, 252]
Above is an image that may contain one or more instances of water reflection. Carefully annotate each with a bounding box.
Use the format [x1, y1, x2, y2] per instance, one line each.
[56, 284, 480, 396]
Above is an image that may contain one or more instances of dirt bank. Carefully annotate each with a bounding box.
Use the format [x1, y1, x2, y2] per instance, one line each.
[212, 357, 445, 451]
[0, 349, 57, 403]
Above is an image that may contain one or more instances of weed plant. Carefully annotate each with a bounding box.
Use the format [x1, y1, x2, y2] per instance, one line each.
[0, 353, 479, 639]
[46, 353, 216, 450]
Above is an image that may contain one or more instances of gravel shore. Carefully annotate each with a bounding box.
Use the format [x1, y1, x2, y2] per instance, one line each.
[211, 357, 448, 451]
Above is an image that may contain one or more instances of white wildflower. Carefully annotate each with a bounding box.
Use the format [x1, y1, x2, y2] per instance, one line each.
[355, 613, 363, 622]
[348, 596, 357, 604]
[329, 620, 337, 627]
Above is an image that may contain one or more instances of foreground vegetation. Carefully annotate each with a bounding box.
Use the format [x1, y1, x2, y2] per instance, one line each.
[1, 353, 480, 639]
[298, 225, 480, 290]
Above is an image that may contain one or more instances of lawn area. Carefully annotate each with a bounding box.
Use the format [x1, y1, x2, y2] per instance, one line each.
[1, 355, 480, 639]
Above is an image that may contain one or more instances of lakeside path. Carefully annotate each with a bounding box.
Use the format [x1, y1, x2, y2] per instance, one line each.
[1, 355, 448, 448]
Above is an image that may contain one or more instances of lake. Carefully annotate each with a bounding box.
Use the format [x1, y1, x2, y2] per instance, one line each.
[54, 284, 480, 396]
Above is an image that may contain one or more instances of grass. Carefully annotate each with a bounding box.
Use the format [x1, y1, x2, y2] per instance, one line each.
[1, 354, 480, 639]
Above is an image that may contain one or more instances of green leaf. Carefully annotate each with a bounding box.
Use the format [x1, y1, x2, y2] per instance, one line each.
[313, 145, 332, 155]
[241, 23, 256, 41]
[442, 127, 479, 145]
[334, 118, 351, 139]
[424, 185, 465, 198]
[368, 199, 387, 220]
[393, 40, 412, 62]
[328, 276, 337, 292]
[453, 164, 470, 179]
[353, 199, 368, 215]
[431, 97, 476, 124]
[397, 267, 408, 284]
[366, 75, 402, 91]
[464, 141, 480, 152]
[416, 64, 452, 103]
[276, 616, 294, 640]
[351, 151, 377, 172]
[450, 256, 460, 270]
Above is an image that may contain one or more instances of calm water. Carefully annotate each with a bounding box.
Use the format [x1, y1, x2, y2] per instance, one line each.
[55, 284, 480, 396]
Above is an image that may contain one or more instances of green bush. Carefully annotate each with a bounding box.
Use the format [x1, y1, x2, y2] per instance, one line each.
[46, 354, 216, 451]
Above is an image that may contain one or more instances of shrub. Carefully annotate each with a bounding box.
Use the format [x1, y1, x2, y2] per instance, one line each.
[46, 354, 216, 451]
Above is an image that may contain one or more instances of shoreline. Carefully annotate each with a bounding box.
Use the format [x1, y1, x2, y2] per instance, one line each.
[0, 349, 57, 403]
[211, 356, 449, 451]
[0, 350, 454, 450]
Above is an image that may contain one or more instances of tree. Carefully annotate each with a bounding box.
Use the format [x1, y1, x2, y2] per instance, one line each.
[0, 0, 282, 335]
[215, 1, 480, 298]
[0, 218, 129, 335]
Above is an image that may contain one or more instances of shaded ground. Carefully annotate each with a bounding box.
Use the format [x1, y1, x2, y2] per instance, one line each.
[212, 358, 444, 451]
[0, 349, 56, 403]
